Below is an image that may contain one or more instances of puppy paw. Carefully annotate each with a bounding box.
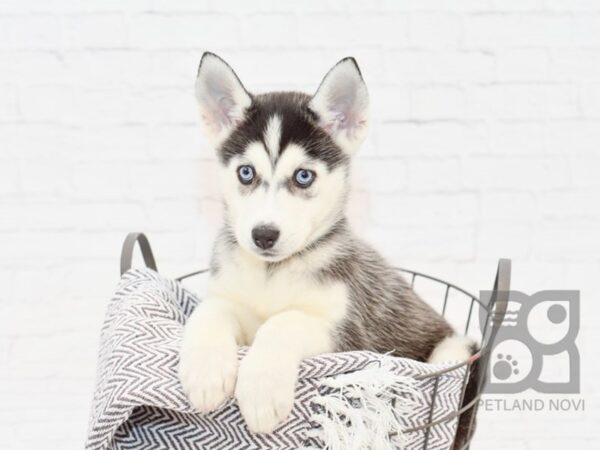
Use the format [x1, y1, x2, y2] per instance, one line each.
[179, 340, 238, 414]
[235, 351, 297, 434]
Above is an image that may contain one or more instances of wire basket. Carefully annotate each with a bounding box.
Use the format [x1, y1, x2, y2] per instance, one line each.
[120, 232, 510, 450]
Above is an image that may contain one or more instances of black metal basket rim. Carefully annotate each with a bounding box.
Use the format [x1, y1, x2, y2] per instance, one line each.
[176, 268, 209, 281]
[176, 267, 479, 304]
[395, 267, 480, 304]
[174, 267, 483, 379]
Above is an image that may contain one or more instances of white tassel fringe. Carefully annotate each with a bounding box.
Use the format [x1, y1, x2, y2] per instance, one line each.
[303, 358, 421, 450]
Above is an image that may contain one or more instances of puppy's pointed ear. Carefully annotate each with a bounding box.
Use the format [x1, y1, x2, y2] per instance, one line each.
[195, 52, 252, 145]
[309, 57, 369, 154]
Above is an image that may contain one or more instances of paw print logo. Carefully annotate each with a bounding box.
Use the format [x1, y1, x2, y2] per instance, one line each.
[479, 290, 580, 394]
[487, 340, 531, 387]
[493, 353, 519, 380]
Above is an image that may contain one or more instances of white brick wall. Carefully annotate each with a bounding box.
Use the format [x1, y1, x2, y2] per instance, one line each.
[1, 1, 598, 448]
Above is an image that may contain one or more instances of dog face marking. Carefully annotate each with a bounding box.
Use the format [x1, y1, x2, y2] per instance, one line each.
[220, 130, 348, 261]
[264, 115, 282, 166]
[195, 53, 369, 262]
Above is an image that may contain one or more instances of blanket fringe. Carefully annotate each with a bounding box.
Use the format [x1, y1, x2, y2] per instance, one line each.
[303, 357, 421, 450]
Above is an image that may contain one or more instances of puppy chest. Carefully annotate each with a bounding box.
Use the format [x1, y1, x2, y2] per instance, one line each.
[209, 265, 348, 323]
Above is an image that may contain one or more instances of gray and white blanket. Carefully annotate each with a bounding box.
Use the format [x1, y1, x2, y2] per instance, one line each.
[86, 268, 465, 450]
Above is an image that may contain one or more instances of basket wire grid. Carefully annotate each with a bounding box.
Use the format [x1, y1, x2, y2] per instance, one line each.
[120, 232, 510, 450]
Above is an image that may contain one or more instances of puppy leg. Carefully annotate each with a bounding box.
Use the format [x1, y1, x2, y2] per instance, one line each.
[179, 299, 241, 413]
[235, 310, 333, 433]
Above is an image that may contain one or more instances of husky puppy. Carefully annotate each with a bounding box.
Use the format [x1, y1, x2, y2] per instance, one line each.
[179, 53, 475, 441]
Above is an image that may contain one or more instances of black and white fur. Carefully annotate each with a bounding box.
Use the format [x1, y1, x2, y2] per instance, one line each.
[179, 53, 474, 437]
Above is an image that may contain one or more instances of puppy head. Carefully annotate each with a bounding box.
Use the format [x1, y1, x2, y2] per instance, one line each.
[195, 52, 369, 262]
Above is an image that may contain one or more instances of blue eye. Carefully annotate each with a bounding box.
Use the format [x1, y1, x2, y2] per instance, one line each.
[294, 169, 315, 188]
[237, 165, 255, 185]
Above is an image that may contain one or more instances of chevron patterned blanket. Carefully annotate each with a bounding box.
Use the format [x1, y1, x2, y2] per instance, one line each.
[86, 268, 465, 450]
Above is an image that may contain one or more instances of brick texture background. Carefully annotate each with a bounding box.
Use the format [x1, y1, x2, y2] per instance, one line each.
[0, 1, 598, 449]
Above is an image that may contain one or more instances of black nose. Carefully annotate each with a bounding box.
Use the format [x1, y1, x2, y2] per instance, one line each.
[252, 225, 280, 250]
